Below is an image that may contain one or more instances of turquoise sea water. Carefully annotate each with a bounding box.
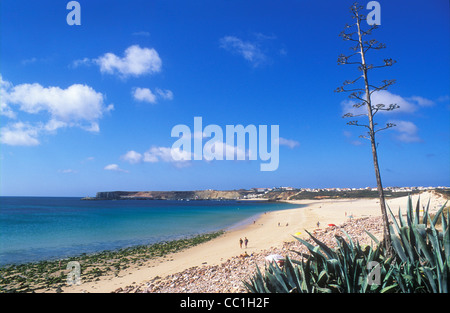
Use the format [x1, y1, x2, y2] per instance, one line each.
[0, 197, 300, 266]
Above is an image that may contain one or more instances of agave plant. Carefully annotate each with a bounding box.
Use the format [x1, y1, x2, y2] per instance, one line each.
[244, 229, 396, 293]
[244, 196, 449, 293]
[387, 197, 449, 293]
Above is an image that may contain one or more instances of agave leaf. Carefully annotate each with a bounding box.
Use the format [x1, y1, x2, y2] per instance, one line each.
[293, 235, 326, 259]
[442, 202, 448, 231]
[415, 195, 421, 225]
[387, 204, 401, 234]
[317, 269, 328, 286]
[441, 260, 448, 293]
[444, 228, 450, 264]
[266, 270, 289, 293]
[304, 230, 336, 259]
[272, 264, 291, 293]
[423, 198, 431, 226]
[341, 229, 355, 249]
[380, 284, 397, 293]
[422, 266, 437, 293]
[283, 257, 301, 291]
[412, 225, 435, 267]
[399, 226, 416, 263]
[314, 285, 333, 293]
[442, 202, 450, 229]
[407, 196, 413, 227]
[428, 220, 443, 266]
[256, 265, 271, 293]
[336, 236, 351, 260]
[432, 202, 447, 227]
[390, 230, 408, 262]
[365, 230, 380, 245]
[300, 259, 312, 292]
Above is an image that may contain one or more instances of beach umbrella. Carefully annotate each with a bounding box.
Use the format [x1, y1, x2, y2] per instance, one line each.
[294, 232, 302, 236]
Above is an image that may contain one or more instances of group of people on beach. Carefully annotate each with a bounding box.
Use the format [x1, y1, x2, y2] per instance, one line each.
[239, 237, 248, 249]
[239, 237, 250, 258]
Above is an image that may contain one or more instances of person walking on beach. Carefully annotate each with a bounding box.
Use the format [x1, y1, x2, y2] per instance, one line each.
[244, 237, 248, 249]
[239, 238, 243, 249]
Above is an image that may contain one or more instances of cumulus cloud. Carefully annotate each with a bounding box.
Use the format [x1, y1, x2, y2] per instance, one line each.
[133, 87, 157, 104]
[104, 164, 128, 172]
[121, 146, 193, 168]
[155, 88, 174, 101]
[0, 75, 112, 146]
[121, 150, 143, 164]
[341, 90, 434, 145]
[342, 90, 435, 116]
[0, 122, 40, 146]
[388, 120, 422, 143]
[95, 45, 162, 78]
[132, 87, 173, 104]
[220, 36, 267, 67]
[203, 141, 248, 161]
[0, 76, 16, 118]
[144, 147, 192, 167]
[121, 141, 254, 169]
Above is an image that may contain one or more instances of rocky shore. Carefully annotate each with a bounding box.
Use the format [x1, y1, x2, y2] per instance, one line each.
[114, 216, 384, 293]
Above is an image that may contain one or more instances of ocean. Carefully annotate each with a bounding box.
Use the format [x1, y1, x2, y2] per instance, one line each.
[0, 197, 300, 266]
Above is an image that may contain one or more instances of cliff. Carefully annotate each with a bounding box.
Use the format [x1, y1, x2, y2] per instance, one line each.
[84, 190, 253, 200]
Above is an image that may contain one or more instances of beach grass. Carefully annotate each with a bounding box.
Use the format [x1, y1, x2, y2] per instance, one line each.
[0, 230, 224, 293]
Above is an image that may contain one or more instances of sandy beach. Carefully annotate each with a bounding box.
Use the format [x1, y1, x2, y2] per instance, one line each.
[62, 191, 447, 293]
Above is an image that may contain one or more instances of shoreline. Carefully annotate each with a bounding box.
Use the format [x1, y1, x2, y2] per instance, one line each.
[63, 191, 446, 293]
[2, 191, 447, 293]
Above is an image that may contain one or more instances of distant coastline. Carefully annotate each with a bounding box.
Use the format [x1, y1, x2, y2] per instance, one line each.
[82, 187, 450, 201]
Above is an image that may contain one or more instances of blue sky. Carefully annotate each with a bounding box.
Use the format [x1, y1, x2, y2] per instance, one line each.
[1, 0, 449, 196]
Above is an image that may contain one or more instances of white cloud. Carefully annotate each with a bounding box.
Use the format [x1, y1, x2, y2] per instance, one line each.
[71, 57, 92, 68]
[95, 45, 162, 78]
[278, 137, 300, 149]
[132, 87, 173, 104]
[203, 141, 248, 161]
[0, 122, 40, 146]
[6, 82, 111, 129]
[220, 36, 267, 67]
[121, 150, 143, 164]
[133, 87, 157, 104]
[0, 76, 16, 118]
[388, 120, 422, 143]
[0, 75, 112, 146]
[120, 146, 194, 168]
[342, 90, 434, 116]
[407, 96, 434, 107]
[123, 142, 251, 168]
[155, 88, 174, 100]
[143, 147, 192, 168]
[104, 164, 128, 172]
